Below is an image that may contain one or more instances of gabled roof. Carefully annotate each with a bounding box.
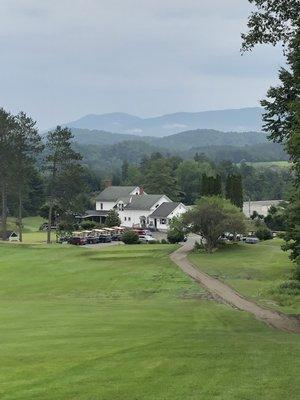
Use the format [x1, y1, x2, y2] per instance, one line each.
[148, 202, 182, 218]
[81, 210, 110, 218]
[125, 194, 169, 210]
[96, 186, 138, 202]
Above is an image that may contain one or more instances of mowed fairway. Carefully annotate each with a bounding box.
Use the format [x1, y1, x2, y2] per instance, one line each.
[0, 243, 299, 400]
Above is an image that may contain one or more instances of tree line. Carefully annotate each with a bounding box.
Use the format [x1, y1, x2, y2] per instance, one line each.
[0, 109, 87, 243]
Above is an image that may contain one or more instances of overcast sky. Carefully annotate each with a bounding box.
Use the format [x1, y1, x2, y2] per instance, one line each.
[0, 0, 284, 129]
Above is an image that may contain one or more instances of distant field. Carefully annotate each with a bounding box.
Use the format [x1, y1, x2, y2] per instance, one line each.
[6, 216, 47, 244]
[247, 161, 290, 168]
[189, 239, 300, 314]
[0, 242, 299, 399]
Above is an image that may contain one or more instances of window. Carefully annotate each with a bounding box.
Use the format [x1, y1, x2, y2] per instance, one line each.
[160, 219, 166, 225]
[124, 217, 127, 221]
[128, 217, 131, 221]
[100, 203, 103, 210]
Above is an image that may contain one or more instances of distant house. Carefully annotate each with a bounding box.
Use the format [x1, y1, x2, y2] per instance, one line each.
[83, 182, 187, 230]
[148, 202, 188, 231]
[243, 200, 282, 218]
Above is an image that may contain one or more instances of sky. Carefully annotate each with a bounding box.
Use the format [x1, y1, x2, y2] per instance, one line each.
[0, 0, 284, 130]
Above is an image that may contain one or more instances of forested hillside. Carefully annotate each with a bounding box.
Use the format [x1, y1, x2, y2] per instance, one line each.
[65, 107, 263, 136]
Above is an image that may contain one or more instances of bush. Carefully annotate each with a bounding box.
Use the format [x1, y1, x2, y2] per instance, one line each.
[161, 239, 168, 244]
[293, 259, 300, 281]
[80, 220, 97, 230]
[274, 280, 300, 295]
[193, 241, 205, 252]
[167, 229, 184, 244]
[121, 230, 140, 244]
[255, 227, 273, 241]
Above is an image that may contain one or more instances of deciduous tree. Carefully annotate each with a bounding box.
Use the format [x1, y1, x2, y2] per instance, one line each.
[183, 196, 245, 252]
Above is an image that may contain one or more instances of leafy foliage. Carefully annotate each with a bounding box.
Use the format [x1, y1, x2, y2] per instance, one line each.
[255, 226, 273, 240]
[167, 217, 185, 244]
[105, 209, 121, 228]
[183, 196, 246, 252]
[242, 0, 300, 278]
[121, 230, 139, 244]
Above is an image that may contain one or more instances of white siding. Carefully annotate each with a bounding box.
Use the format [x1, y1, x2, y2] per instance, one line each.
[149, 203, 188, 231]
[96, 201, 116, 211]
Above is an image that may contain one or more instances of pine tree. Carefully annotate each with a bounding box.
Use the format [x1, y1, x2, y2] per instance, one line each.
[105, 209, 121, 228]
[121, 160, 129, 183]
[225, 174, 243, 209]
[11, 112, 43, 241]
[44, 126, 83, 244]
[201, 174, 222, 196]
[0, 108, 16, 239]
[242, 0, 300, 270]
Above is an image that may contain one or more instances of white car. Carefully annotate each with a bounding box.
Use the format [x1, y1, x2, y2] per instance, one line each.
[245, 236, 260, 244]
[139, 234, 156, 243]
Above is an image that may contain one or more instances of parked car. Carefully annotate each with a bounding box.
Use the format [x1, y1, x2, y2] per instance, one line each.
[111, 234, 122, 241]
[139, 234, 156, 243]
[98, 235, 112, 243]
[86, 236, 99, 244]
[68, 236, 87, 246]
[245, 236, 260, 244]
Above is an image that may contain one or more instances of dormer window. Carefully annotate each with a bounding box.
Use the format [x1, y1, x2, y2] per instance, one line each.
[118, 202, 124, 211]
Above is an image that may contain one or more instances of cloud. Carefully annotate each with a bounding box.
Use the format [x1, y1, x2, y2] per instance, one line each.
[0, 0, 283, 129]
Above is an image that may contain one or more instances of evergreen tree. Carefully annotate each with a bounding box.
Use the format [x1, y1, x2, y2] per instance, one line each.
[105, 209, 121, 227]
[121, 160, 129, 182]
[225, 174, 243, 209]
[201, 174, 222, 196]
[242, 0, 300, 274]
[0, 108, 16, 239]
[11, 112, 43, 241]
[44, 126, 83, 243]
[144, 158, 180, 200]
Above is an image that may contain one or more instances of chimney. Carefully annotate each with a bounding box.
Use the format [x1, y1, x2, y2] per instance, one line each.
[105, 179, 112, 188]
[140, 186, 144, 195]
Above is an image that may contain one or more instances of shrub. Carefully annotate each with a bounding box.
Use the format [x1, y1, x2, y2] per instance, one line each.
[274, 280, 300, 295]
[105, 209, 121, 228]
[255, 227, 273, 241]
[167, 229, 184, 244]
[121, 230, 139, 244]
[161, 239, 168, 244]
[80, 220, 97, 230]
[293, 259, 300, 281]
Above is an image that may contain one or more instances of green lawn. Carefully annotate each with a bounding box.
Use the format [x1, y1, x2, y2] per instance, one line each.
[248, 161, 291, 169]
[6, 216, 50, 244]
[189, 239, 300, 314]
[0, 242, 299, 399]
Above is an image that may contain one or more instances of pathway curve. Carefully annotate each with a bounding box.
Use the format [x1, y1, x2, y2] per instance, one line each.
[170, 237, 300, 333]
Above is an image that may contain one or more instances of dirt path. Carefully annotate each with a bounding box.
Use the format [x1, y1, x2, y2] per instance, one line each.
[171, 237, 300, 333]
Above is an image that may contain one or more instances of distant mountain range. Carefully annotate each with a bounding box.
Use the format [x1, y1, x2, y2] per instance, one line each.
[64, 107, 263, 137]
[71, 128, 267, 150]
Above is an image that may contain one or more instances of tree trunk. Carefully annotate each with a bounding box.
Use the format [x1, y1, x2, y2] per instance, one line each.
[47, 201, 53, 244]
[1, 183, 7, 240]
[18, 188, 23, 242]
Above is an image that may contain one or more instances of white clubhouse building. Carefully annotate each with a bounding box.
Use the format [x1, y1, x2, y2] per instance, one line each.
[83, 184, 187, 231]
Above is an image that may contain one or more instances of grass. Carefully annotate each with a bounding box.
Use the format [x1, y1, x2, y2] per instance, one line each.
[247, 161, 291, 169]
[0, 242, 299, 399]
[189, 239, 300, 314]
[6, 216, 50, 244]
